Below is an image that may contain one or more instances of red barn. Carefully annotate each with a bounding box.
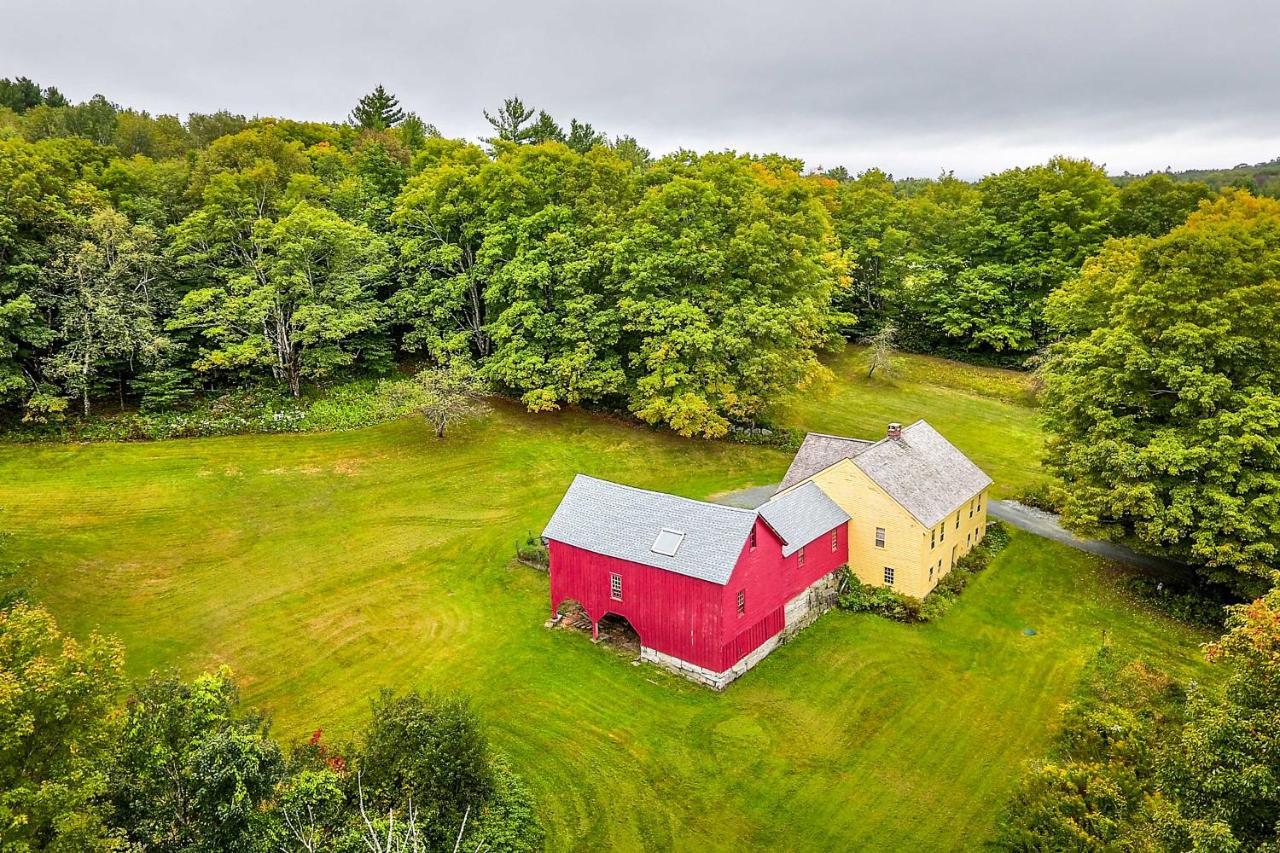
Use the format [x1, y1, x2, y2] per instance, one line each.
[543, 475, 850, 689]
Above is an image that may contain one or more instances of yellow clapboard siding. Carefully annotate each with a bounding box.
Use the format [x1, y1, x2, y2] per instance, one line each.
[781, 461, 989, 600]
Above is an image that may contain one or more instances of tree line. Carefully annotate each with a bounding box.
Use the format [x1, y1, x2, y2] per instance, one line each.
[0, 77, 1226, 437]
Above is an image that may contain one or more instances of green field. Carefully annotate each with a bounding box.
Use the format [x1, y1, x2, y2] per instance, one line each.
[1, 353, 1209, 850]
[786, 346, 1048, 498]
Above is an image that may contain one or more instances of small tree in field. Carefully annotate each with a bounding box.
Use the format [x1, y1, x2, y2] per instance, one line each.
[863, 322, 898, 378]
[412, 363, 489, 438]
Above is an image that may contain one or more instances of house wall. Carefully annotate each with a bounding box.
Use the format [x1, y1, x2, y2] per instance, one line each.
[921, 486, 990, 590]
[782, 463, 990, 600]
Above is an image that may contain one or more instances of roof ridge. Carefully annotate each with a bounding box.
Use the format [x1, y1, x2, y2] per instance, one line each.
[572, 474, 759, 516]
[804, 430, 874, 443]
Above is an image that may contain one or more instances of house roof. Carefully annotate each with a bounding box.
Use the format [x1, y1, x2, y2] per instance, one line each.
[778, 433, 875, 490]
[757, 481, 851, 557]
[542, 474, 758, 585]
[776, 420, 993, 528]
[851, 420, 993, 528]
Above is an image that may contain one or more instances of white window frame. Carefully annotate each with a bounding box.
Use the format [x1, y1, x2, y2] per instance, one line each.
[875, 527, 886, 548]
[737, 589, 745, 615]
[798, 546, 806, 568]
[609, 572, 622, 601]
[831, 529, 838, 551]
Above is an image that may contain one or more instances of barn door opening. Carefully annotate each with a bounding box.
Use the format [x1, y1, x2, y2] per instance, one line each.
[597, 612, 641, 656]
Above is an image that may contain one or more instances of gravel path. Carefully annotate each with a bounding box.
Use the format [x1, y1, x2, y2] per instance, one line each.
[988, 500, 1182, 572]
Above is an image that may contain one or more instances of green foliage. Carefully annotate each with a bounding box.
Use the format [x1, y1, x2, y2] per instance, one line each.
[996, 646, 1188, 851]
[1120, 575, 1231, 630]
[348, 85, 405, 130]
[515, 532, 549, 569]
[1041, 191, 1280, 588]
[1114, 173, 1213, 237]
[1001, 588, 1280, 851]
[355, 690, 494, 850]
[0, 603, 125, 852]
[111, 668, 284, 851]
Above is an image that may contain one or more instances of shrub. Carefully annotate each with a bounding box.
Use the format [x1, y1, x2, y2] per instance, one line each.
[838, 521, 1010, 624]
[837, 569, 926, 623]
[1119, 575, 1232, 630]
[1015, 482, 1062, 514]
[726, 424, 805, 452]
[515, 533, 549, 570]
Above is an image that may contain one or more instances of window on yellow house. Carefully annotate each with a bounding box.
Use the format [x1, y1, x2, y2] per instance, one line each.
[955, 513, 960, 530]
[875, 527, 886, 548]
[931, 529, 936, 548]
[884, 566, 895, 585]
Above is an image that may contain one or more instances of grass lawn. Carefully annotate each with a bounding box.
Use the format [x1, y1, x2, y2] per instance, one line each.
[785, 345, 1048, 498]
[0, 377, 1212, 850]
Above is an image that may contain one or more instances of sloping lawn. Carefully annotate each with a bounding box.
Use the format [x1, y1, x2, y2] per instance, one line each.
[785, 346, 1047, 497]
[1, 398, 1210, 850]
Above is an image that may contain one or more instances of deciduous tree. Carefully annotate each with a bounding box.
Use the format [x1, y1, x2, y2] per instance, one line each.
[1041, 190, 1280, 589]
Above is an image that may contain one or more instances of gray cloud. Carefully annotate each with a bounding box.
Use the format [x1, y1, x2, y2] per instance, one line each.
[3, 0, 1277, 177]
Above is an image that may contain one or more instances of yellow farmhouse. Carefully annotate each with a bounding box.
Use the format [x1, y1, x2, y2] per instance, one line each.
[775, 420, 993, 599]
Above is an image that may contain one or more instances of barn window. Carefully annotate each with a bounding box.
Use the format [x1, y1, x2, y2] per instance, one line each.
[884, 566, 895, 586]
[831, 529, 838, 551]
[609, 573, 622, 601]
[798, 547, 806, 567]
[737, 590, 745, 615]
[875, 527, 886, 548]
[749, 527, 757, 550]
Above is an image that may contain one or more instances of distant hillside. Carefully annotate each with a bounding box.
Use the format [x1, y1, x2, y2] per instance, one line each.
[1113, 157, 1280, 196]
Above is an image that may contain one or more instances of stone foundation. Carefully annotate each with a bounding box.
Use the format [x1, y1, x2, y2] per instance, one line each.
[640, 567, 845, 690]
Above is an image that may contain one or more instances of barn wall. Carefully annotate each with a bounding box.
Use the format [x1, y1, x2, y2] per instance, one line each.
[716, 516, 847, 670]
[548, 541, 725, 671]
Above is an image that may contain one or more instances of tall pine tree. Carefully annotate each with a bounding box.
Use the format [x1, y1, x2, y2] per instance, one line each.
[349, 85, 405, 129]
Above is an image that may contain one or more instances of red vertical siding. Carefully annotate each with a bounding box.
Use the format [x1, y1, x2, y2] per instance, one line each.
[549, 541, 725, 671]
[548, 516, 847, 676]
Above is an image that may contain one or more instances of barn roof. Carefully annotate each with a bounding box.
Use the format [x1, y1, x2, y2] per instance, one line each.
[851, 420, 993, 527]
[757, 482, 851, 557]
[542, 474, 758, 585]
[778, 433, 875, 490]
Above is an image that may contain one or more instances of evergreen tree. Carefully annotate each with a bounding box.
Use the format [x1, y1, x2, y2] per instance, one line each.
[348, 84, 405, 130]
[483, 95, 536, 144]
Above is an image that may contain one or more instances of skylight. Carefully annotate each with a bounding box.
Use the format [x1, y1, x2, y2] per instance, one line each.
[651, 528, 685, 557]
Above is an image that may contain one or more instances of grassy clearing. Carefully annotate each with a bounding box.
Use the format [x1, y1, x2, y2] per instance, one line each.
[0, 378, 1210, 849]
[785, 345, 1047, 497]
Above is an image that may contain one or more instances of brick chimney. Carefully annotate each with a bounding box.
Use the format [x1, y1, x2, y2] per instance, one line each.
[887, 422, 902, 440]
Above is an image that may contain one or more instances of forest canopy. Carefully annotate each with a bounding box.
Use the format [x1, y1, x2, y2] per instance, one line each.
[0, 76, 1242, 438]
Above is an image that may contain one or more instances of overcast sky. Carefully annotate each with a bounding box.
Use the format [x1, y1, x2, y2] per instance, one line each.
[4, 0, 1277, 178]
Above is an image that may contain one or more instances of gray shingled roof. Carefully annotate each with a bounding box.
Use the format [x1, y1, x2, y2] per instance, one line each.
[758, 481, 851, 557]
[542, 475, 758, 584]
[777, 433, 874, 490]
[850, 420, 993, 528]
